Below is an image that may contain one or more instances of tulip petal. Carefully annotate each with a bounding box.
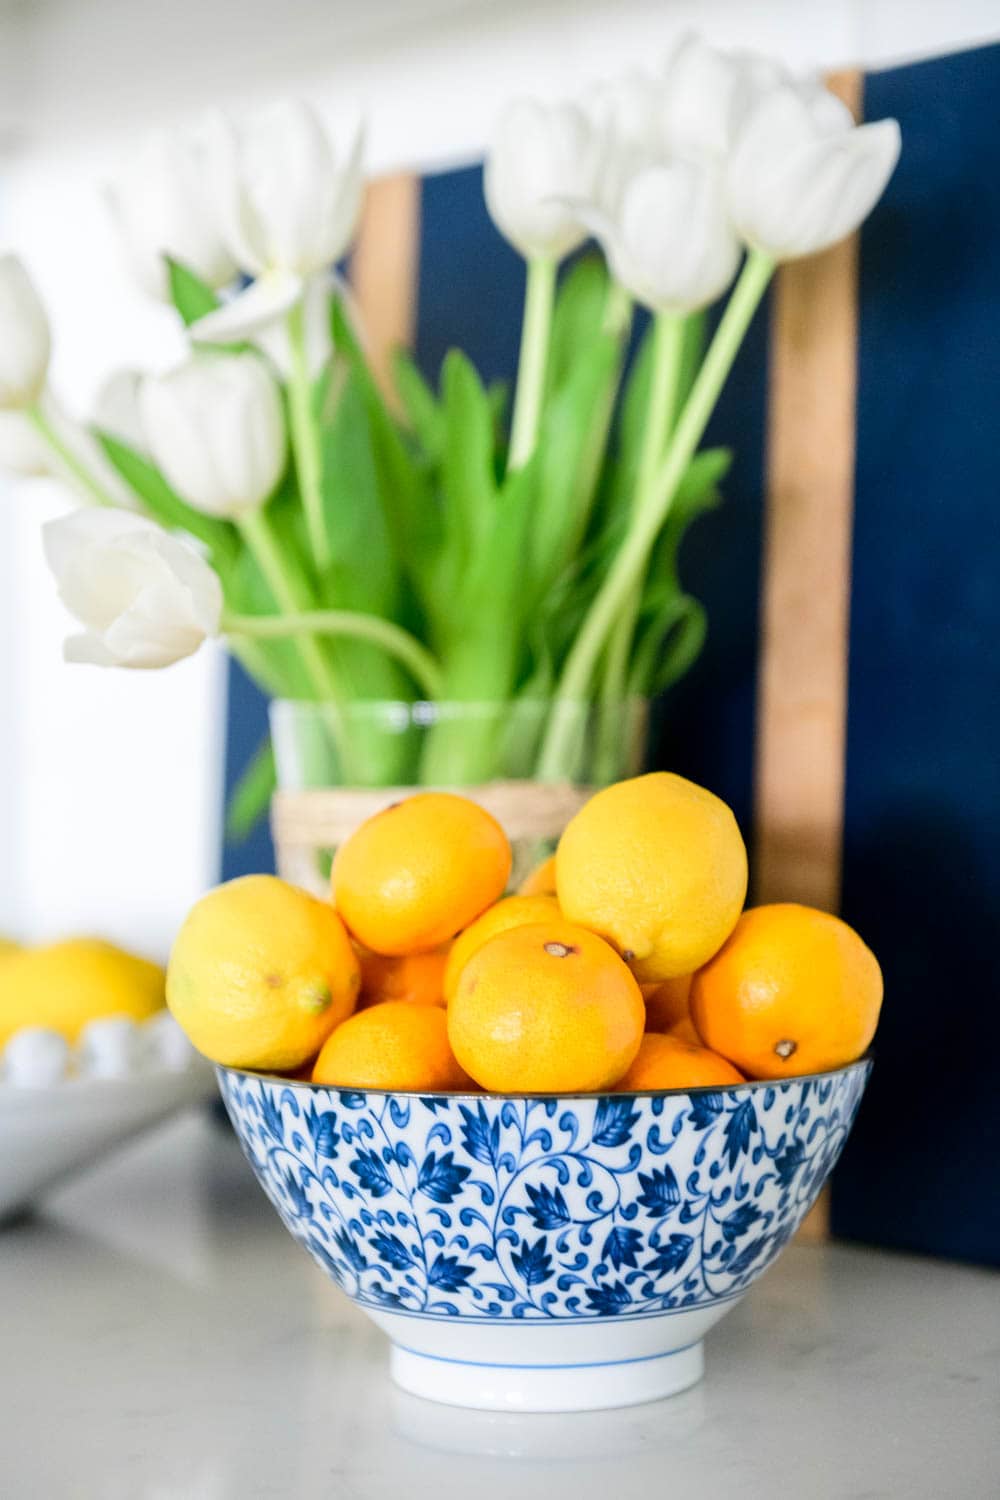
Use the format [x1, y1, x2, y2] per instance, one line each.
[0, 255, 51, 410]
[45, 509, 222, 670]
[190, 270, 304, 344]
[138, 351, 285, 517]
[485, 97, 599, 260]
[727, 83, 900, 260]
[106, 128, 239, 301]
[63, 631, 120, 667]
[585, 159, 741, 314]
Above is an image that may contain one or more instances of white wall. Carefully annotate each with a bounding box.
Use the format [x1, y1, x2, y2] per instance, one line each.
[2, 0, 998, 175]
[0, 143, 227, 960]
[1, 0, 997, 956]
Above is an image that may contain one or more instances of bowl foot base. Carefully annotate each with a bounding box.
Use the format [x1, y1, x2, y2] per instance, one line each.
[389, 1338, 704, 1412]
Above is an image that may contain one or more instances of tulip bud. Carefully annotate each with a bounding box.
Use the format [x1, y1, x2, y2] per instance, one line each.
[43, 509, 223, 669]
[585, 159, 742, 314]
[106, 128, 239, 301]
[138, 352, 287, 518]
[0, 255, 51, 409]
[485, 98, 601, 260]
[192, 101, 364, 343]
[727, 82, 901, 260]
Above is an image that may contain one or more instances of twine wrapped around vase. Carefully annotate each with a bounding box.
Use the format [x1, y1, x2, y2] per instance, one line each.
[271, 781, 593, 896]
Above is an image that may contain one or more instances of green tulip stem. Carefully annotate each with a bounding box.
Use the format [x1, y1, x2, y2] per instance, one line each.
[224, 609, 444, 702]
[599, 309, 686, 714]
[508, 255, 557, 471]
[27, 402, 119, 509]
[285, 298, 330, 573]
[537, 248, 776, 780]
[235, 508, 357, 776]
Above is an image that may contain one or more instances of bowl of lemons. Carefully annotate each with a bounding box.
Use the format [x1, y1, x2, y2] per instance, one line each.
[167, 772, 882, 1412]
[0, 937, 213, 1220]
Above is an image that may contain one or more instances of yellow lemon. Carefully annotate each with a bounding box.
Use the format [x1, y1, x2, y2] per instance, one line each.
[448, 920, 644, 1094]
[556, 772, 748, 982]
[0, 939, 164, 1048]
[167, 875, 359, 1070]
[443, 894, 561, 1000]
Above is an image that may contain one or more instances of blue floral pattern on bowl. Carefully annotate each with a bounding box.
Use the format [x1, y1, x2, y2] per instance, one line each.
[218, 1062, 869, 1322]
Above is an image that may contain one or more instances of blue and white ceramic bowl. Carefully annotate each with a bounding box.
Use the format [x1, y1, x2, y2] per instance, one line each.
[218, 1060, 870, 1411]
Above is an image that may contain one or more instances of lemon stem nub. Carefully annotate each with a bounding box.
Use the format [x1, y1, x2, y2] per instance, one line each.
[774, 1039, 797, 1060]
[301, 982, 332, 1015]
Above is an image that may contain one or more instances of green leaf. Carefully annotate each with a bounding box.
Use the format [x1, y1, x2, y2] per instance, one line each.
[530, 330, 620, 599]
[316, 374, 411, 704]
[225, 735, 276, 842]
[393, 351, 444, 458]
[440, 349, 497, 565]
[319, 375, 398, 614]
[166, 258, 220, 327]
[331, 299, 440, 624]
[487, 380, 510, 436]
[548, 254, 611, 392]
[95, 433, 238, 569]
[630, 594, 708, 696]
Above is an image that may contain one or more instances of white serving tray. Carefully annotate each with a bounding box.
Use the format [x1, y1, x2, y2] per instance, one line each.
[0, 1059, 214, 1221]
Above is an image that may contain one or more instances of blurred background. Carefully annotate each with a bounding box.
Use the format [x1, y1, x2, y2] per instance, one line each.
[1, 0, 998, 1267]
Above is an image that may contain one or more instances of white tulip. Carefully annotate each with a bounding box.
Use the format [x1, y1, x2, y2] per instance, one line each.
[0, 255, 51, 409]
[485, 98, 601, 260]
[727, 82, 901, 260]
[94, 368, 148, 454]
[657, 34, 787, 161]
[107, 128, 239, 301]
[43, 509, 222, 669]
[192, 101, 364, 343]
[138, 352, 287, 518]
[586, 159, 742, 314]
[658, 33, 745, 160]
[588, 71, 662, 216]
[253, 272, 333, 380]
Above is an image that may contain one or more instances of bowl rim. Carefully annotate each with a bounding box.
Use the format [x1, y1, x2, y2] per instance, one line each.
[217, 1053, 872, 1104]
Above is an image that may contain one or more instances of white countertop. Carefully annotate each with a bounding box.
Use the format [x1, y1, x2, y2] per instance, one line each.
[2, 1109, 997, 1500]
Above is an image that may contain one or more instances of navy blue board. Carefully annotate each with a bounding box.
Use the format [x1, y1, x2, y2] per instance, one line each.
[832, 43, 1000, 1267]
[221, 658, 274, 879]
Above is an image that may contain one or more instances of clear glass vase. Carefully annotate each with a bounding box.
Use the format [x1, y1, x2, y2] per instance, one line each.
[269, 698, 649, 897]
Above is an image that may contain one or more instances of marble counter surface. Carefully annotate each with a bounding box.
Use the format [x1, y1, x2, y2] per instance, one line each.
[1, 1110, 996, 1499]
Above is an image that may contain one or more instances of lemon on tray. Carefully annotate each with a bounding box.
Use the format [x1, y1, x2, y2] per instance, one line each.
[0, 938, 164, 1049]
